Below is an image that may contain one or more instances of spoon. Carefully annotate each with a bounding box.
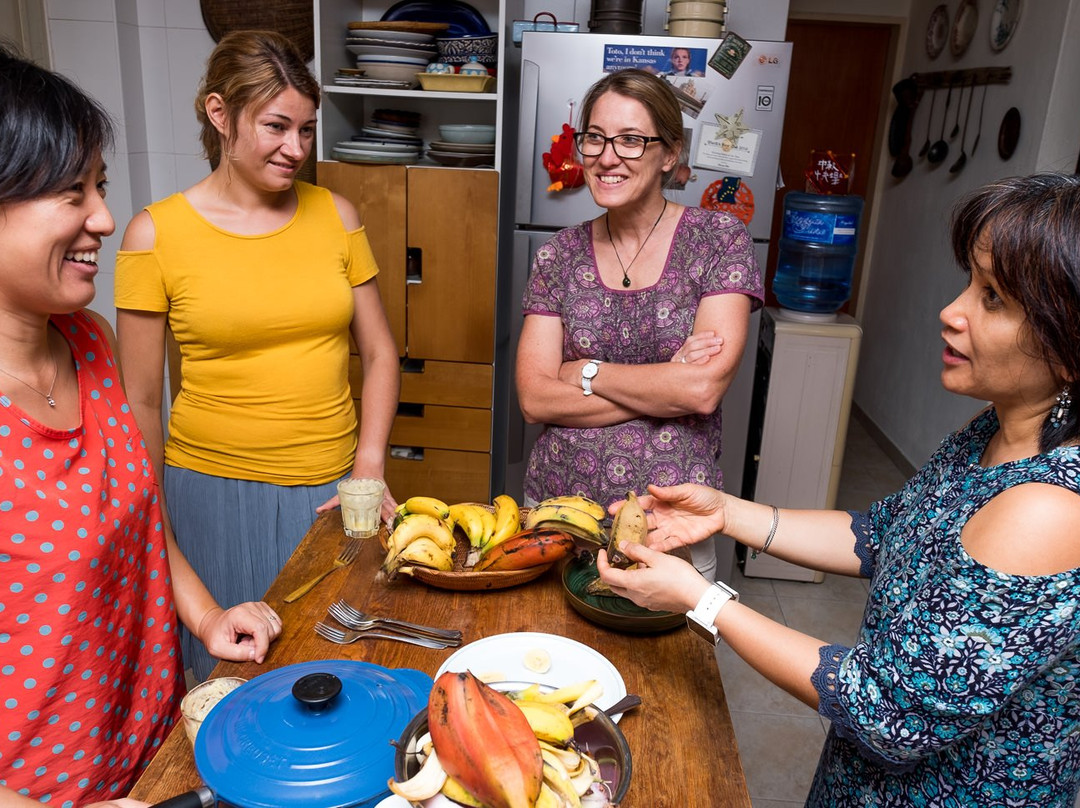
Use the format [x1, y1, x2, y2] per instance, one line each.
[971, 83, 988, 155]
[917, 88, 937, 158]
[927, 79, 954, 164]
[949, 79, 976, 173]
[949, 80, 966, 140]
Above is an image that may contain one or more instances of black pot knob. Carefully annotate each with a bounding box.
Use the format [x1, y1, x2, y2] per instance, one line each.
[291, 672, 342, 712]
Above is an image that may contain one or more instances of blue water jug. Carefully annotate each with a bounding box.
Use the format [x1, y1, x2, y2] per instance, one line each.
[773, 192, 863, 314]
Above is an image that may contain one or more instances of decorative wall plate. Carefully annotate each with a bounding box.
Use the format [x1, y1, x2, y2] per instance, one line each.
[950, 0, 979, 58]
[926, 4, 949, 59]
[990, 0, 1022, 52]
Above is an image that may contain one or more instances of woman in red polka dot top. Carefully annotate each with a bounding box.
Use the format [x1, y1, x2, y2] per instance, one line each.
[0, 46, 283, 807]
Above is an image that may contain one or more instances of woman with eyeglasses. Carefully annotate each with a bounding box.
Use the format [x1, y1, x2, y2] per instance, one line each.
[515, 69, 762, 580]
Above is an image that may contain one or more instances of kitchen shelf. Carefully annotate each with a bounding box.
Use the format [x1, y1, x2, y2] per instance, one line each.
[324, 86, 498, 102]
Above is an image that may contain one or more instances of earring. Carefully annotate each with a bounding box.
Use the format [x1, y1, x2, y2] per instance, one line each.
[1050, 385, 1072, 429]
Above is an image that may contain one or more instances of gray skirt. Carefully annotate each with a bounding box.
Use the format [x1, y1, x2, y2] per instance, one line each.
[164, 465, 341, 680]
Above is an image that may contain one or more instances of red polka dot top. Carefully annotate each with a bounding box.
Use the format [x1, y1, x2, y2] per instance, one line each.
[0, 311, 184, 805]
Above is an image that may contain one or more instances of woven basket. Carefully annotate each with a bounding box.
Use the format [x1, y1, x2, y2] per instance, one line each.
[200, 0, 314, 62]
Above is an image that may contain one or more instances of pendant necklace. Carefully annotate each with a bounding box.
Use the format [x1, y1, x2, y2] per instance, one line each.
[0, 347, 59, 407]
[607, 198, 668, 288]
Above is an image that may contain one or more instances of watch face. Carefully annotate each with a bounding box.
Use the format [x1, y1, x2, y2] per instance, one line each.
[583, 362, 599, 379]
[686, 615, 720, 645]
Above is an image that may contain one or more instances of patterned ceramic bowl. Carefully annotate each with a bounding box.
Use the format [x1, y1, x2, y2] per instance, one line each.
[436, 34, 498, 66]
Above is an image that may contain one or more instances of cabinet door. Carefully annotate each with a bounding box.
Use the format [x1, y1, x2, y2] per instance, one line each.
[317, 162, 407, 355]
[406, 167, 497, 363]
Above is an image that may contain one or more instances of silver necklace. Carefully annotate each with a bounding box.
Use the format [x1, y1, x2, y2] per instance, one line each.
[607, 199, 668, 288]
[0, 347, 59, 407]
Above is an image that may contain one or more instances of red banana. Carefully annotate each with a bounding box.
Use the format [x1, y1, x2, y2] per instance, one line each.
[473, 529, 576, 572]
[427, 671, 543, 808]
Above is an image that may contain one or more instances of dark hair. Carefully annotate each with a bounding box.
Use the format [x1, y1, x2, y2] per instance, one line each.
[195, 30, 320, 169]
[950, 173, 1080, 451]
[0, 43, 114, 204]
[578, 69, 684, 185]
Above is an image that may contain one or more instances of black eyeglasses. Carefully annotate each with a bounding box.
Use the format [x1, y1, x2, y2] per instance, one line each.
[573, 131, 664, 159]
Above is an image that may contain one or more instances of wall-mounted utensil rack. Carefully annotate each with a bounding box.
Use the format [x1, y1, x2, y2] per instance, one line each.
[913, 66, 1011, 92]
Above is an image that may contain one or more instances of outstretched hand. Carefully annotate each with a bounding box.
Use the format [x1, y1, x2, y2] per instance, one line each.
[198, 602, 282, 665]
[596, 543, 710, 614]
[616, 483, 728, 552]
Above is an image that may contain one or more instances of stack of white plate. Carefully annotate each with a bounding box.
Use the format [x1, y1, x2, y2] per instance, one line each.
[331, 139, 420, 165]
[345, 26, 437, 86]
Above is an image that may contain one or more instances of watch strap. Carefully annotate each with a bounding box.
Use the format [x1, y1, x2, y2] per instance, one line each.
[686, 580, 739, 644]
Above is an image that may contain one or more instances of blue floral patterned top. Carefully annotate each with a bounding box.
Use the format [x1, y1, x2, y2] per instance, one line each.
[808, 409, 1080, 807]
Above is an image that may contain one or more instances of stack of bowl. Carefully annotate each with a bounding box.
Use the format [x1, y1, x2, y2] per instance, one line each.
[344, 23, 439, 86]
[427, 124, 496, 168]
[666, 0, 727, 38]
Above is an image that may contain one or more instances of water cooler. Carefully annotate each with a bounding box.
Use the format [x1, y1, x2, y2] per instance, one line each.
[740, 308, 862, 581]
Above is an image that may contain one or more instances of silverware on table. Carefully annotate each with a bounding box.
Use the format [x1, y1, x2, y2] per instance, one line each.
[284, 539, 362, 603]
[313, 621, 453, 649]
[329, 600, 462, 643]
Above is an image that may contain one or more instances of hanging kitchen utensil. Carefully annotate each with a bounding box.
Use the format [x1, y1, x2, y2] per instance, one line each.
[149, 661, 432, 808]
[998, 106, 1021, 160]
[927, 78, 954, 165]
[917, 87, 938, 158]
[971, 83, 988, 155]
[888, 76, 918, 177]
[949, 79, 976, 173]
[949, 79, 966, 140]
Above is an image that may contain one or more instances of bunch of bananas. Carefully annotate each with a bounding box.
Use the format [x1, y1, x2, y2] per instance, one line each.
[524, 496, 609, 546]
[384, 494, 598, 578]
[389, 671, 610, 807]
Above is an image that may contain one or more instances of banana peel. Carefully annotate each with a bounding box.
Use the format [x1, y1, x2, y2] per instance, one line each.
[606, 491, 647, 570]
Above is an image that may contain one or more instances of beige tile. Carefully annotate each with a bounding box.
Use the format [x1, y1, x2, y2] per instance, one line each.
[777, 596, 866, 646]
[771, 573, 869, 604]
[729, 709, 824, 803]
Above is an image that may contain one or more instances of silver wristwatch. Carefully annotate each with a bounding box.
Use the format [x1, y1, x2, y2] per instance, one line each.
[686, 580, 739, 645]
[581, 359, 602, 396]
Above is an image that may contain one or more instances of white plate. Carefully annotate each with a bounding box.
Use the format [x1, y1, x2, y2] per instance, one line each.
[354, 53, 431, 66]
[346, 43, 437, 59]
[435, 632, 628, 720]
[346, 28, 436, 44]
[332, 149, 418, 165]
[335, 140, 418, 153]
[990, 0, 1022, 52]
[362, 126, 420, 141]
[374, 795, 411, 808]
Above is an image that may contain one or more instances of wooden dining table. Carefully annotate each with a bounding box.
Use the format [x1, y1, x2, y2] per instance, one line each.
[129, 510, 749, 807]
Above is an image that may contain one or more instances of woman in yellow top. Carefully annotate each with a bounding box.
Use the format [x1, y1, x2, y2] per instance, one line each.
[115, 30, 399, 679]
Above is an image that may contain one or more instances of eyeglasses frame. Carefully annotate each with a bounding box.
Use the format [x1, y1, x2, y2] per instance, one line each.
[573, 131, 665, 160]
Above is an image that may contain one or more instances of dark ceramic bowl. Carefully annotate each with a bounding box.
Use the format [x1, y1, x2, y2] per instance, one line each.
[561, 554, 685, 634]
[436, 34, 498, 65]
[394, 682, 631, 807]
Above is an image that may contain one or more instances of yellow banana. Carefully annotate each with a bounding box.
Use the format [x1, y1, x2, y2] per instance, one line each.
[541, 758, 583, 808]
[387, 746, 447, 802]
[449, 503, 486, 548]
[515, 700, 575, 745]
[385, 513, 456, 561]
[402, 495, 451, 522]
[524, 504, 606, 544]
[536, 495, 606, 522]
[476, 505, 496, 548]
[482, 494, 521, 554]
[387, 537, 453, 576]
[535, 783, 562, 808]
[440, 775, 485, 807]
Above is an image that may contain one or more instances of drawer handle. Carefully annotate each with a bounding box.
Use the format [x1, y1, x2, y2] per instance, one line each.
[396, 403, 424, 418]
[390, 446, 424, 461]
[402, 358, 425, 374]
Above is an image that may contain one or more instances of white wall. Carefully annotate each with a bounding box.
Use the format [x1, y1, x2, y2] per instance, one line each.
[43, 0, 214, 329]
[854, 0, 1080, 467]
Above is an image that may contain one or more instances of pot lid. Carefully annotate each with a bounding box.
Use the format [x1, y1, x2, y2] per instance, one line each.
[194, 660, 432, 808]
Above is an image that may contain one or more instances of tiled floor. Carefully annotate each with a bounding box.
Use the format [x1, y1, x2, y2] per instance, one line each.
[716, 413, 908, 807]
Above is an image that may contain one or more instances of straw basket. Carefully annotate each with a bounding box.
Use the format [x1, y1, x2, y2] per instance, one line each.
[199, 0, 314, 62]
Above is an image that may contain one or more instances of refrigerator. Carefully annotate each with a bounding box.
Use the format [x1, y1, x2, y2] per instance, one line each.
[495, 32, 793, 527]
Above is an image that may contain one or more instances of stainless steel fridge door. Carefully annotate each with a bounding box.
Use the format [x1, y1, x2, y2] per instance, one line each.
[516, 32, 792, 240]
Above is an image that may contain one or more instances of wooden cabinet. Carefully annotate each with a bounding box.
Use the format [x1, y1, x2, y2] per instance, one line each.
[323, 162, 498, 502]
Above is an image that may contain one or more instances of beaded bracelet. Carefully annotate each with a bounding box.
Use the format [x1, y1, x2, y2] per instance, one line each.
[750, 506, 779, 559]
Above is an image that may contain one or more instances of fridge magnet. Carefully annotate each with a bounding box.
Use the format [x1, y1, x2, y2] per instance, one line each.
[542, 122, 585, 192]
[664, 75, 717, 119]
[701, 177, 755, 226]
[603, 43, 673, 74]
[708, 31, 752, 80]
[660, 46, 708, 77]
[695, 122, 760, 177]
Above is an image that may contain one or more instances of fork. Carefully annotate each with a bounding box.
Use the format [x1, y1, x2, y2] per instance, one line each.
[329, 600, 463, 643]
[313, 621, 452, 649]
[284, 539, 362, 603]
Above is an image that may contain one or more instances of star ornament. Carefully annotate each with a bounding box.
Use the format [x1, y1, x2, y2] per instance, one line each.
[714, 108, 749, 145]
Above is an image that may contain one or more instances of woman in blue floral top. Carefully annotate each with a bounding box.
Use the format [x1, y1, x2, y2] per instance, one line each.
[599, 173, 1080, 806]
[516, 70, 762, 581]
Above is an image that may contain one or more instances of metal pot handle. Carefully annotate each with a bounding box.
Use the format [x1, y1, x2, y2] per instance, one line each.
[148, 785, 215, 808]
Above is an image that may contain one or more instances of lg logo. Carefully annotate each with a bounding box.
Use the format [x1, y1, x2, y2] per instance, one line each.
[758, 55, 780, 65]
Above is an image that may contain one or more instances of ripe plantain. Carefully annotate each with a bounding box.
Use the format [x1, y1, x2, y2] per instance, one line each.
[473, 528, 575, 572]
[606, 490, 647, 570]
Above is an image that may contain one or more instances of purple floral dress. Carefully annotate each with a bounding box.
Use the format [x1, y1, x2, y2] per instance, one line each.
[522, 207, 762, 507]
